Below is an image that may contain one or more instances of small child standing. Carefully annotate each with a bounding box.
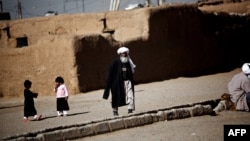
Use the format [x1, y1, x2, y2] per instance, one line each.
[23, 80, 42, 122]
[54, 76, 70, 116]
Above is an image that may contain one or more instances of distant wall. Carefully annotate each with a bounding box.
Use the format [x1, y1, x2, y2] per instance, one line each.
[0, 4, 250, 97]
[0, 9, 149, 48]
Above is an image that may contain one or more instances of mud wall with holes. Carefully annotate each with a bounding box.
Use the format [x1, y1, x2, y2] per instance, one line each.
[0, 4, 250, 97]
[0, 9, 149, 48]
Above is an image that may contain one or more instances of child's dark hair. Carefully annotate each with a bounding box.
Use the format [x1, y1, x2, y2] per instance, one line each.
[24, 80, 32, 88]
[55, 76, 64, 83]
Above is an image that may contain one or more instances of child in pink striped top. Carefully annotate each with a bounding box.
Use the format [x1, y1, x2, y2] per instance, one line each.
[54, 76, 70, 116]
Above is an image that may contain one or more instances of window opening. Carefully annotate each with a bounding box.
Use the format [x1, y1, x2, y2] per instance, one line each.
[16, 37, 28, 48]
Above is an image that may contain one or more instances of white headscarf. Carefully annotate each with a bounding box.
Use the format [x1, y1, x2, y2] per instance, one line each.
[242, 63, 250, 74]
[117, 47, 136, 73]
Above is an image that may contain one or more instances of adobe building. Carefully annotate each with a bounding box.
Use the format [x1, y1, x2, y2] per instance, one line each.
[0, 3, 250, 97]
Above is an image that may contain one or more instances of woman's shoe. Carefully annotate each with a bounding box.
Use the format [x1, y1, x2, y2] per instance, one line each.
[35, 115, 42, 120]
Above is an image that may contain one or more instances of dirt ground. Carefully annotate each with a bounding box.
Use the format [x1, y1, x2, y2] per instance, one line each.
[1, 68, 250, 141]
